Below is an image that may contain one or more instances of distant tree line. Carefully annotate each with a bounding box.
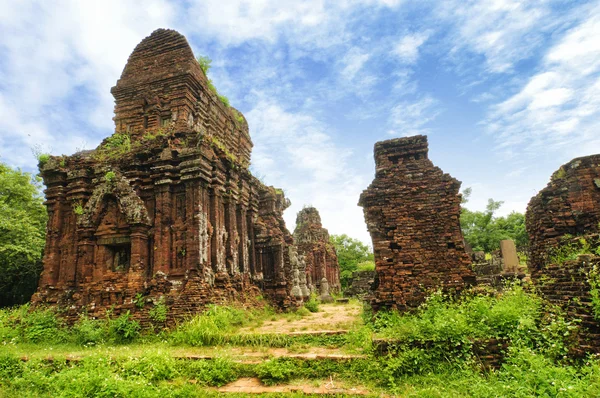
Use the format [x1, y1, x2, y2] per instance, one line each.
[0, 161, 47, 307]
[329, 234, 374, 289]
[460, 187, 528, 253]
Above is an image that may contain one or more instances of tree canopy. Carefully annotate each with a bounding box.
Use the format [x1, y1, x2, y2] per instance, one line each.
[0, 162, 47, 306]
[460, 189, 527, 253]
[329, 234, 374, 289]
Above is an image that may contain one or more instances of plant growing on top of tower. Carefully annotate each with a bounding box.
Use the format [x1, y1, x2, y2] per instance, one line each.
[105, 171, 116, 184]
[197, 55, 212, 75]
[218, 94, 230, 108]
[197, 55, 230, 109]
[32, 146, 51, 167]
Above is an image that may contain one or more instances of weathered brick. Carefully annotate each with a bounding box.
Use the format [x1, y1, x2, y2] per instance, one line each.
[32, 29, 296, 324]
[293, 207, 340, 294]
[359, 135, 475, 311]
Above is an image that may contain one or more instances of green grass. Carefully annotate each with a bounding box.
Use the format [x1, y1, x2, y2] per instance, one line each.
[2, 284, 600, 396]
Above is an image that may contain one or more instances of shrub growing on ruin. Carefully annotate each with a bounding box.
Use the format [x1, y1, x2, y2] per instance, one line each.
[104, 171, 116, 183]
[304, 294, 319, 313]
[149, 297, 168, 323]
[196, 55, 212, 75]
[72, 201, 84, 216]
[107, 310, 140, 343]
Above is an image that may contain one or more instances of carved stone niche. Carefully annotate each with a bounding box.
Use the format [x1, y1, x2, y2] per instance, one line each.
[95, 198, 133, 273]
[77, 176, 152, 281]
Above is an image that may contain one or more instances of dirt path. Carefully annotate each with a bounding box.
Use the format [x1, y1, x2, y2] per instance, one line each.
[217, 377, 372, 395]
[240, 302, 363, 334]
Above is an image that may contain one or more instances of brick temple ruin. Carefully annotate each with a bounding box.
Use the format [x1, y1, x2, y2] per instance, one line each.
[32, 29, 306, 323]
[526, 155, 600, 353]
[292, 207, 340, 296]
[359, 135, 475, 311]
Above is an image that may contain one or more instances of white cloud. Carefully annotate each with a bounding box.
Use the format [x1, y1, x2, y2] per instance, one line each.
[341, 47, 371, 80]
[436, 0, 559, 73]
[486, 4, 600, 159]
[246, 96, 371, 243]
[393, 32, 430, 64]
[0, 0, 176, 168]
[387, 96, 441, 136]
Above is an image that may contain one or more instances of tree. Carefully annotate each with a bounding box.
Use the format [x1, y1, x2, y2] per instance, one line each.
[329, 234, 374, 289]
[0, 162, 47, 306]
[460, 189, 528, 253]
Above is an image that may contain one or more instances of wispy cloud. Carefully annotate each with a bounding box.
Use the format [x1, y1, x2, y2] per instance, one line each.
[340, 47, 371, 81]
[246, 96, 371, 242]
[387, 96, 441, 136]
[436, 0, 559, 73]
[0, 0, 175, 166]
[486, 3, 600, 158]
[393, 31, 430, 64]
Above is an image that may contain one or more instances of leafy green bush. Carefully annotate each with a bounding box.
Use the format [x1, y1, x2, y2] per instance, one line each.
[149, 297, 168, 323]
[170, 305, 252, 346]
[121, 353, 179, 382]
[588, 265, 600, 321]
[304, 294, 319, 313]
[373, 284, 542, 343]
[107, 310, 140, 343]
[180, 357, 239, 386]
[0, 305, 67, 344]
[71, 314, 106, 345]
[0, 354, 24, 380]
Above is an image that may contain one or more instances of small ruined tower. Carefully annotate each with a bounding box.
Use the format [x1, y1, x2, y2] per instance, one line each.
[359, 135, 474, 311]
[33, 29, 297, 322]
[293, 206, 341, 294]
[526, 155, 600, 272]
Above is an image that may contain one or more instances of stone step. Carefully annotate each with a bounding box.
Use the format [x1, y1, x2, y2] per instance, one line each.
[215, 377, 372, 395]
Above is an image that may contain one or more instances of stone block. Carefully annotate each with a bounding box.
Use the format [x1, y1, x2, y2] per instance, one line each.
[499, 240, 519, 273]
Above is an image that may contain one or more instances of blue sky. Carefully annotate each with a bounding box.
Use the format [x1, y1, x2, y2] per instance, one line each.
[1, 0, 600, 244]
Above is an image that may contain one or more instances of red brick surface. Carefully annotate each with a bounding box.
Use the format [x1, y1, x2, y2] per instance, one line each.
[359, 135, 475, 311]
[293, 207, 340, 293]
[32, 29, 296, 324]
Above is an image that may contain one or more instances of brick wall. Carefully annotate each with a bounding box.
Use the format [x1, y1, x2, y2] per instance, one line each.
[32, 29, 296, 324]
[359, 135, 475, 311]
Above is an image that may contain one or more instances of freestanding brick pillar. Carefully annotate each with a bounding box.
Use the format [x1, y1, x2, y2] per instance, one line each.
[359, 135, 475, 311]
